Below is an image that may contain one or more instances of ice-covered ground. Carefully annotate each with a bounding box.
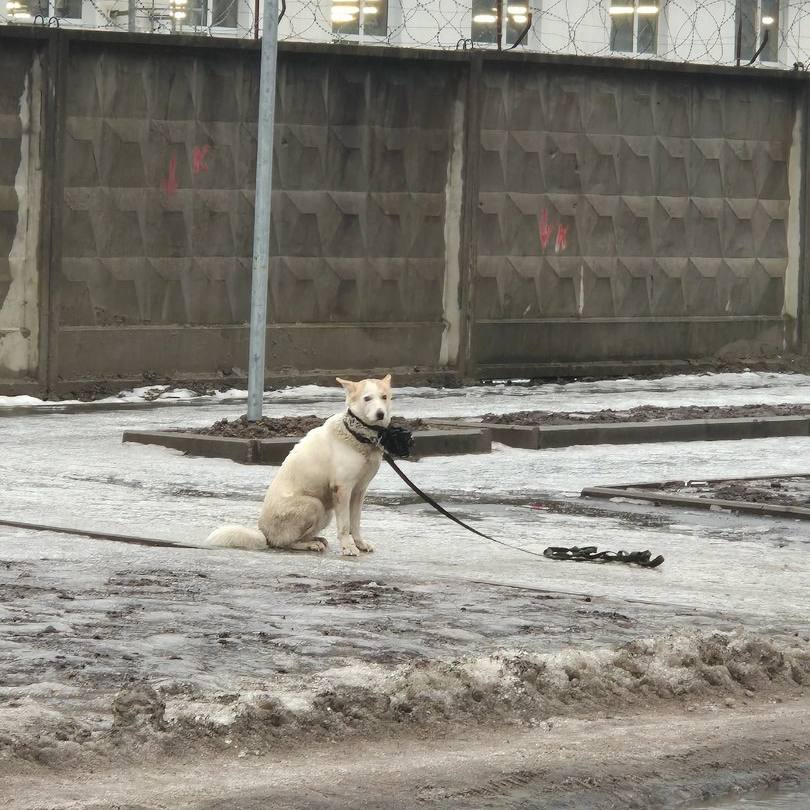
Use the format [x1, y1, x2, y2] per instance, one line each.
[2, 372, 810, 617]
[2, 372, 810, 801]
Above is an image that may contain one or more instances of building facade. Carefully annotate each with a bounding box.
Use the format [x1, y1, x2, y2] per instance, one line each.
[2, 1, 809, 69]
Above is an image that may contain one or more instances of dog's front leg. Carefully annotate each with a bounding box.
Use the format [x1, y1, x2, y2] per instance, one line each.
[334, 486, 360, 556]
[350, 486, 374, 553]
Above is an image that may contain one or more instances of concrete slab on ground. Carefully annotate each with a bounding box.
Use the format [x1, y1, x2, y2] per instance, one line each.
[582, 474, 810, 521]
[121, 427, 492, 463]
[435, 415, 810, 449]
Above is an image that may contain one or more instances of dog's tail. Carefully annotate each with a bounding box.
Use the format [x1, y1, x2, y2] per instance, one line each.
[204, 524, 268, 550]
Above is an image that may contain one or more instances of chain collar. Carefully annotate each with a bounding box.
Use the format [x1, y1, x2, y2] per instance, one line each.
[343, 410, 385, 448]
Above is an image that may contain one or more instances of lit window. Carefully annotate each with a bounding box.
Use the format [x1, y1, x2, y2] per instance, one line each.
[609, 1, 659, 55]
[332, 0, 389, 38]
[736, 0, 779, 63]
[471, 0, 530, 47]
[181, 0, 238, 28]
[14, 0, 82, 19]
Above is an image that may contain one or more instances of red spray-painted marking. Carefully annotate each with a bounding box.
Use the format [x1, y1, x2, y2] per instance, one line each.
[538, 208, 571, 253]
[192, 145, 210, 175]
[161, 154, 178, 197]
[538, 209, 553, 250]
[555, 223, 568, 253]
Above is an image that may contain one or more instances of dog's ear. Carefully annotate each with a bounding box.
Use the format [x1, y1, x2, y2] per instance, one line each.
[381, 374, 392, 389]
[336, 377, 356, 394]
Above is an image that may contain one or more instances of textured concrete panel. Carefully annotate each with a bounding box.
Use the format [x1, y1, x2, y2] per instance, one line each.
[475, 64, 796, 368]
[57, 43, 460, 380]
[474, 318, 788, 369]
[56, 323, 444, 377]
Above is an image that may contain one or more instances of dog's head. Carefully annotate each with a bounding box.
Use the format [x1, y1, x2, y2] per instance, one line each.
[337, 375, 392, 428]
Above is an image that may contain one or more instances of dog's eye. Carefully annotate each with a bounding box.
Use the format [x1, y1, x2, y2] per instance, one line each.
[363, 395, 372, 402]
[382, 395, 388, 400]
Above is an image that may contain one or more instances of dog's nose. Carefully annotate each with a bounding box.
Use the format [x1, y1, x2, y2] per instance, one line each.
[376, 409, 385, 421]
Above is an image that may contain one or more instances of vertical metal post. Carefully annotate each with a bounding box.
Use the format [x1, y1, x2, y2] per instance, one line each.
[247, 0, 280, 421]
[735, 7, 742, 67]
[496, 0, 503, 50]
[128, 0, 137, 31]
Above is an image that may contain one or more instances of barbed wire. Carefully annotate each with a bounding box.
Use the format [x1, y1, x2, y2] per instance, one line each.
[2, 0, 810, 69]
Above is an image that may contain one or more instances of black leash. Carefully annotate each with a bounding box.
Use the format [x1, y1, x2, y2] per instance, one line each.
[345, 412, 546, 559]
[0, 517, 196, 549]
[383, 452, 549, 560]
[373, 422, 664, 569]
[543, 545, 664, 568]
[343, 412, 540, 557]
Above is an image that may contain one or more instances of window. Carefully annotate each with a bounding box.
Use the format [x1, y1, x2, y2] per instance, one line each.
[736, 0, 779, 63]
[609, 1, 659, 55]
[331, 0, 389, 39]
[176, 0, 237, 28]
[471, 0, 531, 47]
[9, 0, 82, 19]
[210, 0, 237, 27]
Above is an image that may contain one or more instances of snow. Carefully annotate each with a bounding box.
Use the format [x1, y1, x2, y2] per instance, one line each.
[2, 371, 810, 766]
[1, 372, 810, 622]
[5, 370, 810, 414]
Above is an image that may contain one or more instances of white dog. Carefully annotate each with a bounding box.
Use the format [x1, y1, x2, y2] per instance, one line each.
[205, 375, 392, 556]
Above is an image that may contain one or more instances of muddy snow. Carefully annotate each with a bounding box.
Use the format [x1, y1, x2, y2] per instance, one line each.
[2, 372, 810, 808]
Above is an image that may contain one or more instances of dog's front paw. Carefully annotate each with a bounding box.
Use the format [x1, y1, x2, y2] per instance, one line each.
[354, 538, 375, 553]
[341, 540, 360, 556]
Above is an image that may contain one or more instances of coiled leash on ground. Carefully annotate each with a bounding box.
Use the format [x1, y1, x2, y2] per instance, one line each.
[356, 418, 665, 570]
[543, 546, 664, 568]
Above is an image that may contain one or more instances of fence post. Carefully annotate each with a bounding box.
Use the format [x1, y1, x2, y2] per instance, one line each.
[456, 53, 483, 382]
[40, 31, 68, 397]
[800, 81, 810, 356]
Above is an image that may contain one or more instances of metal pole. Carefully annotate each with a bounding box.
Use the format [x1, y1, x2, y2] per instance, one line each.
[128, 0, 136, 31]
[735, 10, 742, 67]
[246, 0, 280, 421]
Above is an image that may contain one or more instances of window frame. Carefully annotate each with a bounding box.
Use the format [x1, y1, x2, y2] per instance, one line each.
[330, 0, 391, 44]
[176, 0, 240, 32]
[736, 0, 780, 65]
[608, 0, 661, 56]
[17, 0, 83, 22]
[470, 0, 532, 49]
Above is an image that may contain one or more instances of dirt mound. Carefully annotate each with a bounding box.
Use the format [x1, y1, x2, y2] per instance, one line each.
[112, 682, 166, 731]
[154, 631, 810, 749]
[661, 477, 810, 508]
[2, 631, 807, 767]
[188, 415, 439, 439]
[480, 403, 810, 426]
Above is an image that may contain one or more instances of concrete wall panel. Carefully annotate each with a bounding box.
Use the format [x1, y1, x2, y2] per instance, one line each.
[474, 63, 799, 372]
[55, 41, 463, 380]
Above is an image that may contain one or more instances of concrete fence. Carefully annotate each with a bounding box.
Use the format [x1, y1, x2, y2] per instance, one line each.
[1, 27, 809, 395]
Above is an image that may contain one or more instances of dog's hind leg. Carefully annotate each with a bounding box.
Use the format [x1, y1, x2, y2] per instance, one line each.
[259, 496, 331, 552]
[287, 538, 328, 552]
